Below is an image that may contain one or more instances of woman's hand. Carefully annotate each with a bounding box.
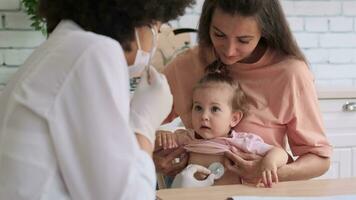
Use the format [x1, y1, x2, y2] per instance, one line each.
[224, 148, 264, 184]
[153, 147, 189, 176]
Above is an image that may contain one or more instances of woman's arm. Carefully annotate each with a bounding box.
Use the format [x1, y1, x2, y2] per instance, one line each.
[277, 153, 330, 181]
[275, 61, 331, 181]
[259, 147, 289, 187]
[224, 150, 330, 183]
[278, 62, 331, 180]
[263, 147, 289, 169]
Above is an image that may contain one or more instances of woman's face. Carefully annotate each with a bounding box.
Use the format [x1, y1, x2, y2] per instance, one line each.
[209, 8, 262, 65]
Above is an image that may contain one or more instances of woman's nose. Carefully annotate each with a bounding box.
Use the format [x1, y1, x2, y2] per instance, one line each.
[224, 40, 236, 57]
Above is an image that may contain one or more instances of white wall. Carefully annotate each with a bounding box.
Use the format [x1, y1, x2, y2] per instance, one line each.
[1, 0, 356, 89]
[0, 0, 45, 89]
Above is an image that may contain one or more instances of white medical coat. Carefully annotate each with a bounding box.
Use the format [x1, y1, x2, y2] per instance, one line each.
[0, 20, 156, 200]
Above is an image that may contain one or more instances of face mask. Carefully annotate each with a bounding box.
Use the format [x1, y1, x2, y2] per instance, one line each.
[149, 25, 158, 59]
[128, 26, 158, 78]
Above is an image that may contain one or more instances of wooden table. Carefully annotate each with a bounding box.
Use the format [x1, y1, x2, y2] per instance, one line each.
[156, 178, 356, 200]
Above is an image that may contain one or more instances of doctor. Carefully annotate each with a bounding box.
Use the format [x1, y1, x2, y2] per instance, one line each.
[0, 0, 194, 199]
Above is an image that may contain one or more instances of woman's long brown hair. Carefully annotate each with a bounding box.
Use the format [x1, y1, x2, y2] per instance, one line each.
[198, 0, 306, 65]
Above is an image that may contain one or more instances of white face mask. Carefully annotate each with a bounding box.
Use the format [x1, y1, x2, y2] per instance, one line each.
[128, 26, 158, 78]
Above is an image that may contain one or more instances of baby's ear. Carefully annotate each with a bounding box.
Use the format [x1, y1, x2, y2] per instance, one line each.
[230, 111, 243, 127]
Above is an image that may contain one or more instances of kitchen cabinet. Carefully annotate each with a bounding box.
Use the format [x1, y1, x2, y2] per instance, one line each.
[353, 148, 356, 177]
[316, 89, 356, 179]
[318, 148, 352, 179]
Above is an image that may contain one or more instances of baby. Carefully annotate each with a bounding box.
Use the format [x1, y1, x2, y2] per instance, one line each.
[156, 72, 288, 187]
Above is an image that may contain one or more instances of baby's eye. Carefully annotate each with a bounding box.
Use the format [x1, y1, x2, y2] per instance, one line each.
[211, 106, 221, 112]
[194, 105, 203, 112]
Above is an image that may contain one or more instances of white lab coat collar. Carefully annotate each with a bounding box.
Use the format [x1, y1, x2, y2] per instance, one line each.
[48, 20, 84, 39]
[58, 20, 83, 31]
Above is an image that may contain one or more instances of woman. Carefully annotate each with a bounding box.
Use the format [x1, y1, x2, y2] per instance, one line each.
[0, 0, 194, 199]
[154, 0, 332, 186]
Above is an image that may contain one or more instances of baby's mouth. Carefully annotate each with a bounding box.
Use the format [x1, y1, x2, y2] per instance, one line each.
[200, 125, 211, 130]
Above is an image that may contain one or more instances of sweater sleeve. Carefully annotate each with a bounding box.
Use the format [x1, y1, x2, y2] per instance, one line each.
[162, 57, 179, 124]
[285, 62, 332, 158]
[162, 48, 206, 128]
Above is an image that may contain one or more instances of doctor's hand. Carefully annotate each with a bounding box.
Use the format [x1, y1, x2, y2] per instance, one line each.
[153, 146, 189, 176]
[130, 66, 173, 145]
[224, 147, 263, 185]
[171, 164, 215, 188]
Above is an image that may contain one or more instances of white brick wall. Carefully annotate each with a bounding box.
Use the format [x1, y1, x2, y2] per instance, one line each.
[0, 0, 20, 10]
[305, 18, 328, 32]
[282, 1, 342, 16]
[0, 66, 17, 85]
[4, 12, 33, 29]
[287, 17, 304, 32]
[329, 17, 354, 32]
[0, 49, 3, 64]
[4, 49, 33, 65]
[0, 31, 45, 48]
[343, 1, 356, 16]
[294, 33, 320, 48]
[0, 1, 45, 85]
[0, 0, 356, 89]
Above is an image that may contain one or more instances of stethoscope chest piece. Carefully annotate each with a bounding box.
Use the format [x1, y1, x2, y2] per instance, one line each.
[208, 162, 225, 180]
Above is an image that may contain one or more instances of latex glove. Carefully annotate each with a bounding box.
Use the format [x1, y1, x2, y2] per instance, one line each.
[171, 164, 216, 188]
[130, 66, 173, 145]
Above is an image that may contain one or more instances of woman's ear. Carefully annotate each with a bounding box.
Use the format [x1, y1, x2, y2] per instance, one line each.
[230, 111, 243, 128]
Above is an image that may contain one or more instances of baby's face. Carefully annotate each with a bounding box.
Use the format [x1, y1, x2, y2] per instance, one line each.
[192, 84, 237, 139]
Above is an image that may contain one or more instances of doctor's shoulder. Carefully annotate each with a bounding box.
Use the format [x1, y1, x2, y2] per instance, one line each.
[49, 28, 128, 86]
[53, 29, 128, 78]
[67, 30, 125, 57]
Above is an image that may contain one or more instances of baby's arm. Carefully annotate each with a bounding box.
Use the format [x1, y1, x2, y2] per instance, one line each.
[260, 147, 289, 187]
[155, 129, 192, 150]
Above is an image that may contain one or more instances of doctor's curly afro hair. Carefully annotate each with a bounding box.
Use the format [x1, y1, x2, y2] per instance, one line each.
[38, 0, 195, 51]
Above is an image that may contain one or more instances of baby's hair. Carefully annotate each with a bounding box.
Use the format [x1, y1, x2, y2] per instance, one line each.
[205, 58, 228, 75]
[193, 70, 248, 114]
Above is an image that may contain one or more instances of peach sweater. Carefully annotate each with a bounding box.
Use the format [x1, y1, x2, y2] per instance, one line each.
[163, 47, 332, 158]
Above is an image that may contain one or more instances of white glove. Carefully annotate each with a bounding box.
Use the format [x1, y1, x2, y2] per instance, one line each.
[171, 164, 216, 188]
[130, 66, 173, 145]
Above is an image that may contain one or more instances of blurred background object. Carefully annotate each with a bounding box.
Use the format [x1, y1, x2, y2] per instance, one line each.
[151, 24, 197, 72]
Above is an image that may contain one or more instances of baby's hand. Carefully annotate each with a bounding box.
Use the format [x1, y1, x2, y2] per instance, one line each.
[156, 131, 179, 150]
[260, 159, 278, 188]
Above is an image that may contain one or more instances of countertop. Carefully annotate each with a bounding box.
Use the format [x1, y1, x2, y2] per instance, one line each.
[156, 178, 356, 200]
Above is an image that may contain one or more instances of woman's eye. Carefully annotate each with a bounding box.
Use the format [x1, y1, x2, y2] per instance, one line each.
[194, 105, 203, 112]
[211, 106, 221, 112]
[214, 32, 224, 38]
[238, 39, 250, 44]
